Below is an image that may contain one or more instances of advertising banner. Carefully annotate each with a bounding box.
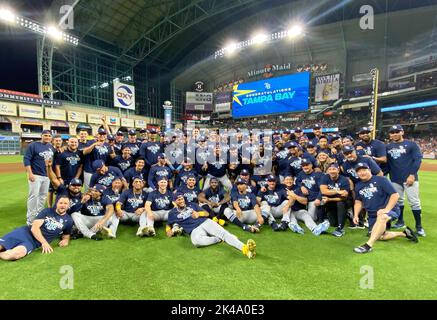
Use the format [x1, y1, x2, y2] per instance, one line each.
[121, 118, 135, 127]
[315, 73, 340, 102]
[45, 108, 66, 121]
[67, 111, 87, 123]
[114, 81, 135, 111]
[0, 101, 17, 116]
[185, 92, 213, 111]
[19, 104, 43, 119]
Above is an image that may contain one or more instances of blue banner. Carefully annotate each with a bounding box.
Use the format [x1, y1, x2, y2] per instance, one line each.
[232, 72, 310, 118]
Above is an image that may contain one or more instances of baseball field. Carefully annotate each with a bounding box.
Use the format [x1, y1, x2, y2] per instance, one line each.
[0, 156, 436, 300]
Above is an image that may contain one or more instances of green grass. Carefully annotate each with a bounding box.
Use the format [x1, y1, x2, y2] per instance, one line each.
[0, 155, 22, 164]
[1, 172, 437, 300]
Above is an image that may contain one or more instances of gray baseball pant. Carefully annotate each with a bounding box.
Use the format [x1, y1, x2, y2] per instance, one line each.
[71, 213, 119, 239]
[146, 210, 170, 227]
[191, 219, 244, 250]
[27, 175, 50, 225]
[391, 182, 421, 210]
[289, 209, 317, 231]
[260, 200, 290, 219]
[224, 208, 258, 224]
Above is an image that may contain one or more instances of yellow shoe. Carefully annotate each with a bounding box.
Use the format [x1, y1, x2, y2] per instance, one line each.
[212, 217, 219, 223]
[101, 227, 115, 239]
[218, 219, 226, 226]
[242, 239, 256, 259]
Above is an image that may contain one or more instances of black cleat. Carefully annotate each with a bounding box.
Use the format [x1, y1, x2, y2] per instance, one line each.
[271, 222, 281, 231]
[354, 243, 373, 254]
[91, 234, 103, 241]
[403, 227, 419, 243]
[279, 221, 288, 231]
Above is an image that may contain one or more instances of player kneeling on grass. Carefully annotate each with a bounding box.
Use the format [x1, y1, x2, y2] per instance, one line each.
[71, 184, 119, 240]
[114, 176, 149, 237]
[166, 192, 256, 259]
[352, 163, 418, 254]
[224, 178, 265, 233]
[198, 177, 230, 226]
[0, 196, 73, 261]
[281, 177, 330, 236]
[143, 177, 174, 237]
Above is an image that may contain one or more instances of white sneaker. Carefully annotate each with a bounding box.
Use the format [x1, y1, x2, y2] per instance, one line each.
[136, 227, 144, 237]
[101, 227, 115, 239]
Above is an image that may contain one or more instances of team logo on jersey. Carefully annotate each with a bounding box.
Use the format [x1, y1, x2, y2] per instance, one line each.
[127, 196, 144, 208]
[359, 183, 378, 200]
[147, 144, 161, 154]
[388, 146, 406, 160]
[211, 160, 225, 169]
[155, 196, 170, 209]
[66, 155, 80, 166]
[264, 193, 279, 205]
[290, 158, 302, 169]
[208, 194, 220, 203]
[302, 177, 316, 189]
[177, 207, 193, 219]
[96, 145, 109, 156]
[105, 194, 120, 203]
[118, 161, 131, 171]
[39, 149, 54, 161]
[346, 168, 358, 179]
[156, 170, 169, 177]
[86, 203, 104, 215]
[364, 146, 372, 156]
[98, 173, 115, 186]
[238, 196, 251, 209]
[44, 216, 64, 231]
[276, 150, 288, 160]
[328, 183, 340, 191]
[129, 145, 139, 155]
[184, 191, 197, 202]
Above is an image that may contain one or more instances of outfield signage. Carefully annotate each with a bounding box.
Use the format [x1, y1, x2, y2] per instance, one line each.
[67, 111, 87, 123]
[88, 113, 104, 124]
[19, 104, 44, 119]
[0, 101, 17, 116]
[135, 119, 146, 128]
[114, 81, 135, 111]
[45, 108, 66, 121]
[121, 118, 135, 127]
[0, 89, 62, 106]
[105, 115, 120, 126]
[185, 92, 213, 111]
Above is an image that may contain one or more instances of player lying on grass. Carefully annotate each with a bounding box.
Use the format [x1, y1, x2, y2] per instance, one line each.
[166, 192, 257, 259]
[352, 163, 418, 254]
[0, 196, 73, 261]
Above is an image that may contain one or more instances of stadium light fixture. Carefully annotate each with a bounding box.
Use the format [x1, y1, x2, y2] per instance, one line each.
[0, 7, 15, 23]
[47, 25, 62, 41]
[251, 32, 268, 45]
[224, 42, 238, 55]
[288, 24, 304, 38]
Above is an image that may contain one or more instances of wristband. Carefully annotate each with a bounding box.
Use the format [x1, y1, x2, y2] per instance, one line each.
[198, 211, 209, 217]
[165, 225, 171, 232]
[115, 203, 122, 211]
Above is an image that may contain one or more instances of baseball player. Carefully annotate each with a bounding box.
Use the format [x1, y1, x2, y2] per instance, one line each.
[90, 160, 128, 189]
[147, 153, 173, 190]
[386, 125, 425, 236]
[202, 145, 233, 191]
[112, 145, 133, 173]
[23, 130, 55, 225]
[113, 131, 125, 155]
[47, 135, 64, 207]
[174, 158, 198, 188]
[224, 178, 265, 233]
[167, 192, 257, 259]
[198, 177, 230, 225]
[55, 136, 83, 186]
[114, 176, 149, 237]
[311, 124, 323, 145]
[176, 174, 201, 204]
[341, 146, 383, 185]
[355, 127, 387, 173]
[124, 157, 149, 187]
[123, 129, 141, 161]
[143, 177, 174, 236]
[0, 196, 73, 261]
[71, 184, 119, 240]
[139, 128, 163, 167]
[319, 163, 351, 237]
[352, 162, 418, 253]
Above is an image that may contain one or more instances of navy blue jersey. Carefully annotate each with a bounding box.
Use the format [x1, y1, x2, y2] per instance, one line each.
[276, 149, 291, 176]
[34, 208, 74, 243]
[175, 169, 198, 188]
[81, 198, 106, 216]
[101, 188, 122, 206]
[55, 149, 82, 184]
[148, 165, 173, 189]
[124, 167, 149, 186]
[295, 171, 323, 201]
[118, 189, 148, 213]
[288, 156, 303, 176]
[139, 141, 163, 166]
[176, 185, 201, 203]
[82, 139, 95, 173]
[319, 174, 350, 198]
[257, 187, 288, 206]
[113, 142, 123, 156]
[386, 140, 422, 184]
[122, 142, 141, 160]
[112, 155, 133, 173]
[167, 203, 208, 234]
[91, 142, 112, 165]
[317, 147, 332, 156]
[290, 188, 307, 212]
[230, 182, 256, 198]
[146, 189, 173, 211]
[207, 159, 227, 178]
[356, 139, 388, 173]
[195, 147, 210, 176]
[252, 175, 268, 192]
[355, 176, 399, 216]
[341, 156, 381, 184]
[90, 166, 124, 188]
[231, 192, 257, 211]
[203, 187, 226, 204]
[55, 184, 82, 214]
[23, 141, 55, 176]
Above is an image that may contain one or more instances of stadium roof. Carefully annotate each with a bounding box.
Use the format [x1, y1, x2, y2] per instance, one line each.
[9, 0, 437, 70]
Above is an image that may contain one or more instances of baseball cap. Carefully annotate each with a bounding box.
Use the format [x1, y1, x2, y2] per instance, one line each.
[149, 128, 157, 134]
[209, 177, 219, 183]
[132, 175, 144, 182]
[116, 131, 124, 136]
[93, 184, 106, 193]
[287, 141, 299, 148]
[41, 130, 52, 135]
[128, 129, 136, 135]
[172, 191, 185, 201]
[69, 178, 82, 186]
[107, 134, 114, 141]
[283, 129, 291, 134]
[301, 158, 312, 166]
[328, 163, 339, 169]
[355, 162, 370, 171]
[92, 160, 105, 171]
[389, 124, 403, 133]
[157, 153, 166, 159]
[240, 169, 250, 176]
[139, 128, 147, 133]
[330, 134, 341, 142]
[343, 135, 354, 141]
[313, 124, 322, 129]
[97, 128, 107, 135]
[186, 173, 197, 180]
[358, 127, 371, 134]
[267, 174, 276, 182]
[343, 146, 355, 154]
[294, 127, 303, 133]
[236, 177, 247, 185]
